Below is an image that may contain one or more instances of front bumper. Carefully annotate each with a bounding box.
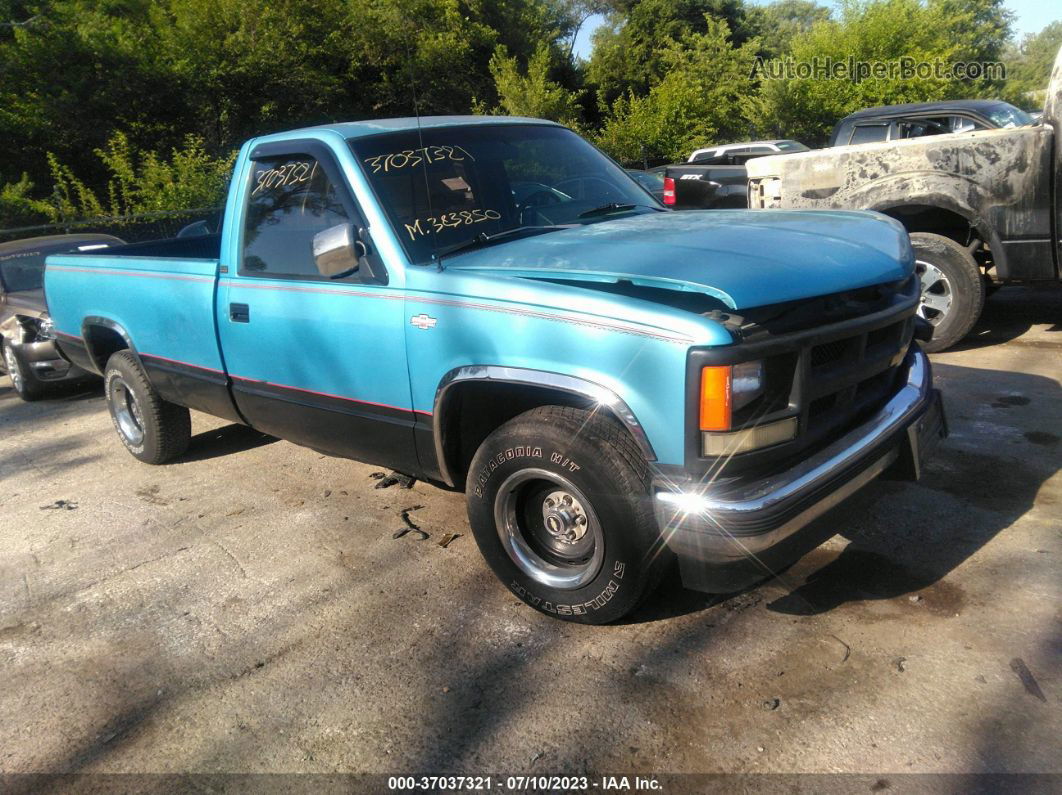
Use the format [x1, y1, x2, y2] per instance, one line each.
[14, 339, 92, 382]
[653, 348, 945, 593]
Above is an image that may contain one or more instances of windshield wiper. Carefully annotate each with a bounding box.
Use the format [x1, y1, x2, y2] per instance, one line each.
[577, 202, 664, 219]
[434, 225, 567, 262]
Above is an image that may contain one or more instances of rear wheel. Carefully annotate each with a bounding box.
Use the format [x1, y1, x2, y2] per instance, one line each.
[466, 405, 668, 624]
[910, 232, 984, 353]
[104, 350, 191, 464]
[2, 339, 46, 401]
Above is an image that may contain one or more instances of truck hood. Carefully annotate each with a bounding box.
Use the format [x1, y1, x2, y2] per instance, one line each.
[445, 209, 913, 310]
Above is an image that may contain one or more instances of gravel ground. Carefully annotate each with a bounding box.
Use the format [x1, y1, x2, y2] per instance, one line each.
[0, 287, 1058, 778]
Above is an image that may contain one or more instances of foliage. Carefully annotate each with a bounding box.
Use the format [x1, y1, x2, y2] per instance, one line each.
[596, 17, 761, 164]
[45, 132, 236, 221]
[480, 43, 583, 125]
[0, 173, 54, 228]
[753, 0, 1015, 146]
[749, 0, 830, 59]
[0, 0, 1056, 228]
[587, 0, 756, 108]
[1003, 21, 1062, 107]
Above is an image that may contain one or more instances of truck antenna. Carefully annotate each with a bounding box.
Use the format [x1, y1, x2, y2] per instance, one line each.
[405, 41, 443, 271]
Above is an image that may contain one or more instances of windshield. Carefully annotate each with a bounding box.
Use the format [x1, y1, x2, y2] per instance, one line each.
[775, 141, 809, 152]
[350, 124, 659, 264]
[986, 103, 1034, 128]
[0, 251, 46, 292]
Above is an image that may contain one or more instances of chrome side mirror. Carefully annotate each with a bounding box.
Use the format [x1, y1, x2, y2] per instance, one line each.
[312, 223, 361, 279]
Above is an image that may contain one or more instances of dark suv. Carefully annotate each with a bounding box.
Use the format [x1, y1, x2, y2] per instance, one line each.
[1, 233, 123, 400]
[830, 99, 1035, 147]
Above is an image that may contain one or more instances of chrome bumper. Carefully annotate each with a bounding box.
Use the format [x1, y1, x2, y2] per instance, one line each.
[653, 348, 944, 592]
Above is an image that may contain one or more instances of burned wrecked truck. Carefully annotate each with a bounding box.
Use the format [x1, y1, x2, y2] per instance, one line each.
[747, 46, 1062, 352]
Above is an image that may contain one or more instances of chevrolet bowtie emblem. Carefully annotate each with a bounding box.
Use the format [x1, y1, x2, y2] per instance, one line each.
[410, 313, 437, 330]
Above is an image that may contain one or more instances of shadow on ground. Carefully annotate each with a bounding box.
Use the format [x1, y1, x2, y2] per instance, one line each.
[951, 285, 1061, 352]
[178, 423, 277, 463]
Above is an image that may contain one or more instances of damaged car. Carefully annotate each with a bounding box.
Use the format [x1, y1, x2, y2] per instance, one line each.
[1, 233, 123, 400]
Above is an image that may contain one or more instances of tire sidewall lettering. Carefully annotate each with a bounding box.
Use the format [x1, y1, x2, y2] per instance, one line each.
[507, 561, 627, 615]
[470, 446, 545, 498]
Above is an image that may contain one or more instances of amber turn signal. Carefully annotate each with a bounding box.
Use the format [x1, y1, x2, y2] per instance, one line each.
[699, 366, 732, 431]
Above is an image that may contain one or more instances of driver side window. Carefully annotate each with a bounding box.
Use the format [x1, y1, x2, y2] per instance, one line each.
[242, 154, 349, 278]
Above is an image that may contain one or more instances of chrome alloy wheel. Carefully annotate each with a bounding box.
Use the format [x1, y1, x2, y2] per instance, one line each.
[3, 344, 23, 393]
[109, 377, 145, 446]
[915, 260, 953, 326]
[494, 468, 605, 589]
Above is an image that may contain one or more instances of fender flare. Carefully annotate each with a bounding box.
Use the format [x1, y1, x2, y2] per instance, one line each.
[80, 316, 138, 373]
[432, 365, 657, 488]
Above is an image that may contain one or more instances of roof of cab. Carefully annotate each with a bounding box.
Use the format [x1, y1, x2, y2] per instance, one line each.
[253, 115, 562, 144]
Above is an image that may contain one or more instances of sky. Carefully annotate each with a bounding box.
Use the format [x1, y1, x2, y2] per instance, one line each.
[571, 0, 1062, 60]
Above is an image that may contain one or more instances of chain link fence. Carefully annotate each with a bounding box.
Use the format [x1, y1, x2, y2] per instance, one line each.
[0, 208, 224, 247]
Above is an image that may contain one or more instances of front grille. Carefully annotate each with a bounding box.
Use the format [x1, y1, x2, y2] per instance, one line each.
[685, 275, 920, 473]
[802, 318, 914, 441]
[810, 338, 855, 368]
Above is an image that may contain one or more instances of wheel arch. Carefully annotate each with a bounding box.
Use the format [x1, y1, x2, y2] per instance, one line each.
[81, 316, 137, 374]
[432, 366, 656, 489]
[867, 197, 1007, 278]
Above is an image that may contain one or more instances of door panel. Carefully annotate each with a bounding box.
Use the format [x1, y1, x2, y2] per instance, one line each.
[217, 142, 418, 472]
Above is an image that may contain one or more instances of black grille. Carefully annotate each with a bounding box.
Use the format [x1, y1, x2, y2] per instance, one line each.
[684, 274, 921, 473]
[803, 318, 913, 440]
[810, 338, 855, 369]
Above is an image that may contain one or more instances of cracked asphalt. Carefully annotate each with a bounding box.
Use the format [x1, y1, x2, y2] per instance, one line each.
[0, 287, 1058, 776]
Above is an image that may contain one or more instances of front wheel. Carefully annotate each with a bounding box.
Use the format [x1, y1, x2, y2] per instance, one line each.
[104, 350, 191, 464]
[910, 232, 984, 353]
[466, 406, 668, 624]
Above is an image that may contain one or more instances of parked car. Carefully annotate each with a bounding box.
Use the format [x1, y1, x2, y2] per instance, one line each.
[748, 46, 1062, 351]
[624, 169, 666, 204]
[829, 99, 1036, 147]
[687, 139, 810, 165]
[0, 233, 123, 400]
[656, 140, 808, 209]
[45, 117, 945, 623]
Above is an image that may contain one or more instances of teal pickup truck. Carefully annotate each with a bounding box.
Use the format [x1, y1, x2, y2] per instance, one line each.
[44, 117, 946, 623]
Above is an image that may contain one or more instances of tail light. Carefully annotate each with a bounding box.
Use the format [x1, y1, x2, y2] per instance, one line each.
[663, 176, 676, 206]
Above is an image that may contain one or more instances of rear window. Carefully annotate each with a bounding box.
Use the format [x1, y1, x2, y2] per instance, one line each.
[848, 124, 889, 145]
[0, 251, 45, 292]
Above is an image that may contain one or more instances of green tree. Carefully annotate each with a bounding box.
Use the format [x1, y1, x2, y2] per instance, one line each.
[596, 17, 761, 163]
[749, 0, 830, 59]
[0, 173, 54, 228]
[587, 0, 756, 107]
[45, 132, 236, 221]
[754, 0, 1014, 146]
[480, 43, 583, 124]
[1003, 21, 1062, 107]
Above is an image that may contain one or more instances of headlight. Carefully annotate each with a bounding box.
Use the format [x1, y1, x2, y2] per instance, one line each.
[36, 316, 56, 341]
[699, 360, 794, 455]
[731, 360, 764, 411]
[698, 360, 765, 431]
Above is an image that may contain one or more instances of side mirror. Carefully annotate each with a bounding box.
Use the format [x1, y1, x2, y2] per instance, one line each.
[313, 223, 364, 279]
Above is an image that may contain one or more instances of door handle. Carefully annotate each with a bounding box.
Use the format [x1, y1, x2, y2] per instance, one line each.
[230, 303, 250, 323]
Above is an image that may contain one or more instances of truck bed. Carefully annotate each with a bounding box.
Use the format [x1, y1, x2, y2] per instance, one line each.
[44, 239, 227, 381]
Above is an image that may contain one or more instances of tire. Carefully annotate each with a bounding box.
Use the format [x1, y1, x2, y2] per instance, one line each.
[466, 405, 669, 624]
[103, 350, 191, 464]
[2, 339, 47, 401]
[909, 232, 985, 353]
